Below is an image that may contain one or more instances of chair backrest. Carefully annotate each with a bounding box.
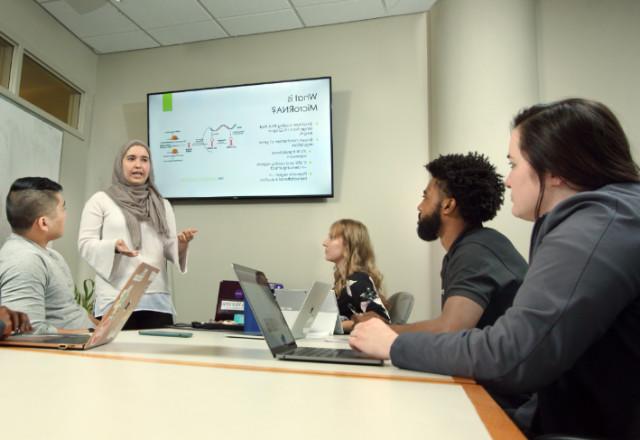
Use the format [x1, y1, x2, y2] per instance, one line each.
[387, 291, 414, 324]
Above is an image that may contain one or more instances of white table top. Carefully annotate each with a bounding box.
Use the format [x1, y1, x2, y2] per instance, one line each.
[90, 329, 474, 384]
[0, 329, 524, 440]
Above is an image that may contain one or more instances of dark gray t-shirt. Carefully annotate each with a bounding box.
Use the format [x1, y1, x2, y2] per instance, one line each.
[441, 227, 527, 328]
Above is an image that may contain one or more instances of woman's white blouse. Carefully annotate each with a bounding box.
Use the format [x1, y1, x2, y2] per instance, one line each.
[78, 191, 187, 316]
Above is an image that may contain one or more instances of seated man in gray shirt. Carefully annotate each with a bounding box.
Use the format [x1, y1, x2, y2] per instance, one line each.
[355, 152, 527, 333]
[0, 177, 96, 334]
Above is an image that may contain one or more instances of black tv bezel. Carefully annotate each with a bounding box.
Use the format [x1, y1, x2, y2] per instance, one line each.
[146, 76, 334, 201]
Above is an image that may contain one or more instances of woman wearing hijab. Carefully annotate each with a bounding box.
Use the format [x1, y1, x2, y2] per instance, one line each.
[78, 140, 197, 329]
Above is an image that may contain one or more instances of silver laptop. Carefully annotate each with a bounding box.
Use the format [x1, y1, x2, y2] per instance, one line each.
[284, 282, 331, 339]
[0, 263, 159, 350]
[232, 263, 383, 366]
[275, 288, 307, 311]
[278, 287, 343, 337]
[320, 287, 344, 336]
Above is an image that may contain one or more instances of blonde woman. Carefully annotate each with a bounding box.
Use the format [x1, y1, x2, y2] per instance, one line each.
[323, 219, 390, 332]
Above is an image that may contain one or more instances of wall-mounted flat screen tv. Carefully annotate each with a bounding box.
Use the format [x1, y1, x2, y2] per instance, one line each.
[147, 77, 333, 199]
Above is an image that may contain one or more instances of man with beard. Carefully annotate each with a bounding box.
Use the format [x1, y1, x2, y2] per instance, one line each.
[357, 152, 527, 333]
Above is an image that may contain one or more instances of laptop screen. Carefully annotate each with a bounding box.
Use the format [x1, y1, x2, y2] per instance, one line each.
[215, 280, 286, 323]
[232, 264, 297, 355]
[215, 281, 245, 322]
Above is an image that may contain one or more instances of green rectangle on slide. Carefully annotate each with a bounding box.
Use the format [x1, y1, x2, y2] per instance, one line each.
[162, 94, 172, 112]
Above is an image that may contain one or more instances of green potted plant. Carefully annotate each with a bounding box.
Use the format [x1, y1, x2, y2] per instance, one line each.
[74, 279, 95, 314]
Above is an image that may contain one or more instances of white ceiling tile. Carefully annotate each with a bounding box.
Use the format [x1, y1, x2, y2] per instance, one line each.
[219, 9, 303, 36]
[63, 0, 108, 14]
[34, 0, 430, 54]
[42, 0, 138, 38]
[113, 0, 212, 29]
[383, 0, 437, 15]
[147, 20, 228, 45]
[291, 0, 351, 6]
[199, 0, 292, 18]
[83, 30, 159, 53]
[296, 0, 386, 27]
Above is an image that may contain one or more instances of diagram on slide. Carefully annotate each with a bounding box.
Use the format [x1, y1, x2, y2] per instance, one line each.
[158, 123, 245, 162]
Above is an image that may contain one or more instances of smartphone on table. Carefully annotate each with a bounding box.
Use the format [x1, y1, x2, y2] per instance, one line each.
[138, 330, 193, 338]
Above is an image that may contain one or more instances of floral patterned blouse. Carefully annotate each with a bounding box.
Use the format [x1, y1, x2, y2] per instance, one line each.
[336, 271, 390, 322]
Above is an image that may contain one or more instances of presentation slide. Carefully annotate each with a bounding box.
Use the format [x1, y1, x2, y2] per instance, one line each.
[147, 77, 333, 199]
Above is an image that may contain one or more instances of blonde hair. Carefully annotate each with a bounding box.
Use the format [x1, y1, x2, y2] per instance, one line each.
[329, 219, 385, 300]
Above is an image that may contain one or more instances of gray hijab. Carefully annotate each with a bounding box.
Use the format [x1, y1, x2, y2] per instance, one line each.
[105, 139, 169, 250]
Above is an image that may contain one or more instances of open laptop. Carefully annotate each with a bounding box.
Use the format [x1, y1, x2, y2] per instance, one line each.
[232, 263, 383, 366]
[214, 280, 245, 323]
[318, 286, 344, 336]
[190, 280, 246, 331]
[0, 263, 159, 350]
[288, 282, 331, 339]
[275, 288, 307, 311]
[190, 279, 284, 331]
[276, 284, 334, 339]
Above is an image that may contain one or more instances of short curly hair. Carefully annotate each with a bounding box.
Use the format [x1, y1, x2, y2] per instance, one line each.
[425, 152, 504, 226]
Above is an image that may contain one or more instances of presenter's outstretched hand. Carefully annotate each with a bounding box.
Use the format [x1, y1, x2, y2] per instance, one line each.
[349, 318, 398, 360]
[178, 228, 198, 244]
[115, 239, 139, 257]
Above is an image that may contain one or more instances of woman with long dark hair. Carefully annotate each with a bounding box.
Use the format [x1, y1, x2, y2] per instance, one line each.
[350, 98, 640, 439]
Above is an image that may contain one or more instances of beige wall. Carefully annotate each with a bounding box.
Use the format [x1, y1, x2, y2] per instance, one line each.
[428, 0, 538, 313]
[0, 0, 97, 275]
[536, 0, 640, 159]
[85, 15, 431, 322]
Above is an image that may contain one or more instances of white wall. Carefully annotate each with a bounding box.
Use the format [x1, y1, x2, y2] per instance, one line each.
[0, 0, 98, 275]
[428, 0, 640, 315]
[536, 0, 640, 159]
[428, 0, 538, 312]
[85, 15, 431, 322]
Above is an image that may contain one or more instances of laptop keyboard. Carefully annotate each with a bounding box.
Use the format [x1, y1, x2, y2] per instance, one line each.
[9, 334, 90, 344]
[190, 321, 243, 331]
[293, 347, 362, 358]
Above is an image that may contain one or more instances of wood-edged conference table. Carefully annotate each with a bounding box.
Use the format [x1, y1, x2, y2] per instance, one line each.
[0, 329, 524, 440]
